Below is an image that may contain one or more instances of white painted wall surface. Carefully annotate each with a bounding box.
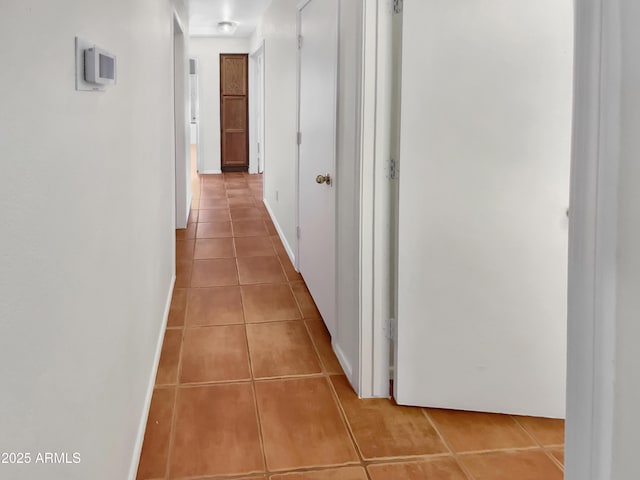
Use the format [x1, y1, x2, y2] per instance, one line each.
[395, 0, 573, 417]
[250, 0, 299, 256]
[249, 0, 299, 256]
[188, 37, 250, 173]
[250, 0, 364, 391]
[612, 1, 640, 477]
[0, 0, 187, 478]
[174, 18, 191, 229]
[334, 0, 364, 389]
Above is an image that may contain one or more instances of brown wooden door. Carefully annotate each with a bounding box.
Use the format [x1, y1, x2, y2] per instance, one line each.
[220, 54, 249, 171]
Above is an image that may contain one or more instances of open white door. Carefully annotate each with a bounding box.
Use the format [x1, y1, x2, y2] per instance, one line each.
[250, 44, 265, 175]
[297, 0, 338, 337]
[394, 0, 572, 417]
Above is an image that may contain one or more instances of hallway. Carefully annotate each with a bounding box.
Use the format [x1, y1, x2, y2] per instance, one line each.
[136, 172, 565, 480]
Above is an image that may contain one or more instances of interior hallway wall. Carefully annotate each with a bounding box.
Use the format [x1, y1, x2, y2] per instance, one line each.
[0, 0, 187, 478]
[250, 0, 365, 389]
[250, 0, 299, 258]
[189, 37, 250, 173]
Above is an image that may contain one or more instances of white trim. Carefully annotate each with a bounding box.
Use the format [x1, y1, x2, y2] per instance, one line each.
[128, 275, 176, 480]
[294, 3, 304, 271]
[173, 10, 190, 229]
[263, 199, 297, 266]
[188, 55, 204, 174]
[249, 41, 265, 175]
[333, 340, 354, 379]
[566, 1, 619, 479]
[370, 0, 395, 398]
[356, 0, 379, 398]
[199, 169, 222, 175]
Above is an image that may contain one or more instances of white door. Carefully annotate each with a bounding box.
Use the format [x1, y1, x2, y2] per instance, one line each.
[297, 0, 338, 337]
[256, 52, 264, 173]
[395, 0, 572, 417]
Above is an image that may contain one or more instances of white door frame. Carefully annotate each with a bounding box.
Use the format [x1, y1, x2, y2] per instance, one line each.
[361, 1, 618, 477]
[172, 11, 190, 229]
[249, 41, 265, 175]
[189, 56, 204, 174]
[565, 0, 619, 478]
[357, 0, 389, 398]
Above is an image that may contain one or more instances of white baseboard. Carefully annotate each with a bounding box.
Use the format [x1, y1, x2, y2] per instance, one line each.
[333, 340, 354, 380]
[199, 169, 222, 174]
[128, 275, 176, 480]
[263, 199, 296, 266]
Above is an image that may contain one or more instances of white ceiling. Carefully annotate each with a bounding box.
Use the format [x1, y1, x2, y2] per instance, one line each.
[189, 0, 272, 38]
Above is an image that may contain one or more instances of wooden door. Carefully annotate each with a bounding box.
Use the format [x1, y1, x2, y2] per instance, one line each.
[220, 54, 249, 171]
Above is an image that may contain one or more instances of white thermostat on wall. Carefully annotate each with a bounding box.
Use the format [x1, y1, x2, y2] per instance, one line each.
[85, 47, 116, 85]
[75, 37, 116, 91]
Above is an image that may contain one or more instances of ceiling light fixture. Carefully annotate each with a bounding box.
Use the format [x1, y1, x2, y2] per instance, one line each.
[217, 21, 237, 34]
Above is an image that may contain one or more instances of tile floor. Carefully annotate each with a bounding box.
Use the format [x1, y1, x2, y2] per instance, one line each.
[137, 170, 565, 480]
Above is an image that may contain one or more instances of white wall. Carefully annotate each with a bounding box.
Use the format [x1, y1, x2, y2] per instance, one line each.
[250, 0, 364, 391]
[334, 0, 364, 389]
[174, 17, 191, 228]
[395, 0, 573, 417]
[250, 0, 299, 255]
[189, 37, 250, 173]
[612, 1, 640, 477]
[0, 0, 186, 478]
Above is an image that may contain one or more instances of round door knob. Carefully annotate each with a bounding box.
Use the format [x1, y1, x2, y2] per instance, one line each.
[315, 174, 331, 185]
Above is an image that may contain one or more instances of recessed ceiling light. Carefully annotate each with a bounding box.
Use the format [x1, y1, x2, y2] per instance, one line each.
[217, 21, 237, 34]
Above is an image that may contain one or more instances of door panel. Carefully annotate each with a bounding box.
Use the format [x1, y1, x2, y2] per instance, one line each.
[298, 0, 339, 336]
[222, 97, 247, 130]
[221, 56, 247, 95]
[220, 54, 248, 171]
[223, 132, 247, 167]
[395, 0, 572, 417]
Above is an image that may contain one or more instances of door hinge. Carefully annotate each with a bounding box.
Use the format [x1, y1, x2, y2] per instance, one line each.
[296, 226, 301, 239]
[389, 158, 398, 180]
[385, 318, 396, 340]
[297, 131, 302, 145]
[298, 35, 303, 49]
[393, 0, 403, 14]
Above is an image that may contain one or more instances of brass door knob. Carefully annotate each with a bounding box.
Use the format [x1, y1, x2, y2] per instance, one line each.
[315, 174, 332, 186]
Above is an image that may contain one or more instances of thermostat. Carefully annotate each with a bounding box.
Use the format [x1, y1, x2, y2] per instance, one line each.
[75, 37, 117, 91]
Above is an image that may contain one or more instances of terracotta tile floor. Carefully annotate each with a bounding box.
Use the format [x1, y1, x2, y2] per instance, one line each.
[137, 171, 565, 480]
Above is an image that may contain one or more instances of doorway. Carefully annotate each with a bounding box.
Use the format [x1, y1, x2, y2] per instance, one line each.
[189, 58, 201, 197]
[250, 43, 265, 175]
[173, 13, 190, 229]
[220, 53, 249, 172]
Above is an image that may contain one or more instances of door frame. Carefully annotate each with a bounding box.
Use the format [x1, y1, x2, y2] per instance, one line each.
[565, 0, 619, 478]
[172, 11, 190, 229]
[219, 54, 250, 172]
[358, 0, 395, 398]
[189, 56, 204, 174]
[360, 0, 618, 477]
[249, 41, 265, 175]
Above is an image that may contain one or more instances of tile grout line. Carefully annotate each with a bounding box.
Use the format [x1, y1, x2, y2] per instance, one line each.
[420, 409, 477, 480]
[303, 319, 330, 374]
[163, 324, 186, 480]
[324, 374, 369, 468]
[232, 185, 269, 479]
[510, 416, 565, 472]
